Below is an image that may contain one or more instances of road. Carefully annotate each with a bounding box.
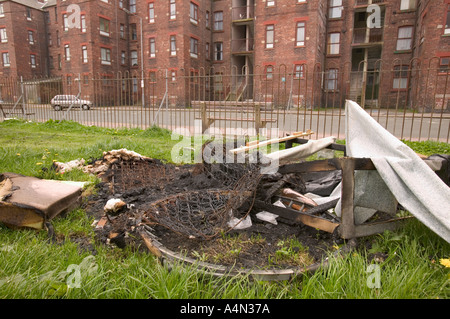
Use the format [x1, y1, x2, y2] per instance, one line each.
[5, 104, 449, 142]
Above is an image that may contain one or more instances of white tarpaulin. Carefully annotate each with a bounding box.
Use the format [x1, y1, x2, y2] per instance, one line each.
[344, 100, 450, 243]
[265, 136, 336, 166]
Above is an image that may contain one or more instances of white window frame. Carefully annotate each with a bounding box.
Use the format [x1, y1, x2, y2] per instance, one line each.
[64, 44, 70, 61]
[82, 45, 88, 63]
[149, 37, 156, 58]
[148, 2, 155, 23]
[2, 52, 10, 67]
[170, 0, 176, 20]
[329, 0, 343, 19]
[101, 47, 111, 65]
[0, 28, 7, 43]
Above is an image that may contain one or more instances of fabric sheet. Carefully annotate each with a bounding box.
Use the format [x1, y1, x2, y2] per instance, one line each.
[344, 100, 450, 243]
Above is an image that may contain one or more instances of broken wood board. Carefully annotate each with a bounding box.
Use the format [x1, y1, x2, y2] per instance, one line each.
[230, 130, 314, 154]
[0, 173, 82, 230]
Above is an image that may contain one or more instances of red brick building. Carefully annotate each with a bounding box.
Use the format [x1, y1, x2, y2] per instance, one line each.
[0, 0, 448, 110]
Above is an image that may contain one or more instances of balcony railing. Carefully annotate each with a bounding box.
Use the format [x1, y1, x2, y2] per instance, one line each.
[353, 27, 383, 45]
[231, 38, 254, 54]
[355, 0, 384, 6]
[232, 6, 255, 22]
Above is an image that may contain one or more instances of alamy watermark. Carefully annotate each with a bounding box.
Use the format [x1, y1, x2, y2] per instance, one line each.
[366, 264, 381, 289]
[170, 121, 280, 174]
[367, 4, 382, 29]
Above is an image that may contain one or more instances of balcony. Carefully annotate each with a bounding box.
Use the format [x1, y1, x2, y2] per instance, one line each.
[232, 6, 255, 23]
[231, 38, 254, 55]
[353, 27, 383, 46]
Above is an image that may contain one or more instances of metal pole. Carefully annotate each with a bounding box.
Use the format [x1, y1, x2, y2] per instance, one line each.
[140, 16, 145, 108]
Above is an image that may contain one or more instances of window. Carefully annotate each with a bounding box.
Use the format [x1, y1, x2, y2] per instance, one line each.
[170, 0, 176, 20]
[266, 65, 274, 80]
[266, 24, 274, 49]
[101, 47, 111, 65]
[296, 22, 305, 46]
[131, 50, 138, 66]
[327, 33, 340, 55]
[132, 77, 138, 92]
[56, 30, 60, 46]
[267, 0, 275, 7]
[149, 37, 156, 58]
[121, 51, 126, 65]
[58, 54, 61, 69]
[326, 69, 338, 91]
[49, 56, 54, 69]
[439, 57, 450, 74]
[82, 45, 88, 63]
[67, 75, 72, 86]
[48, 33, 52, 46]
[99, 17, 110, 36]
[120, 24, 125, 39]
[30, 54, 36, 68]
[148, 2, 155, 23]
[130, 0, 136, 13]
[64, 44, 70, 61]
[400, 0, 416, 10]
[149, 71, 157, 83]
[28, 30, 34, 45]
[119, 0, 123, 8]
[206, 42, 210, 60]
[297, 0, 306, 3]
[83, 74, 89, 85]
[26, 8, 32, 20]
[190, 2, 198, 24]
[393, 65, 408, 89]
[171, 70, 177, 82]
[396, 26, 413, 51]
[214, 11, 223, 31]
[63, 14, 68, 31]
[130, 24, 137, 40]
[0, 28, 7, 43]
[214, 42, 223, 61]
[2, 52, 10, 67]
[81, 14, 86, 32]
[294, 64, 304, 79]
[206, 11, 210, 28]
[329, 0, 343, 19]
[445, 5, 450, 35]
[190, 37, 198, 58]
[170, 35, 176, 56]
[0, 4, 4, 17]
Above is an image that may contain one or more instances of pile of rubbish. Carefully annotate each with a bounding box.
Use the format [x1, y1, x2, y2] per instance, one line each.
[1, 101, 449, 257]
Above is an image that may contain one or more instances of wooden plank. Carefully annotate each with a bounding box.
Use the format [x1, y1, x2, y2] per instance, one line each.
[338, 158, 356, 239]
[230, 130, 314, 154]
[279, 158, 375, 174]
[254, 200, 340, 233]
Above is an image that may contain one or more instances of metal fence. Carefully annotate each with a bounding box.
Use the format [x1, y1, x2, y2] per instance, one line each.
[0, 60, 449, 143]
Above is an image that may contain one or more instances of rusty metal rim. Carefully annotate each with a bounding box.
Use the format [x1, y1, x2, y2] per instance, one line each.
[141, 230, 357, 281]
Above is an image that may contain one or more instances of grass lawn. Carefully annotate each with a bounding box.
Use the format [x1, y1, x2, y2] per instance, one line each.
[0, 119, 449, 300]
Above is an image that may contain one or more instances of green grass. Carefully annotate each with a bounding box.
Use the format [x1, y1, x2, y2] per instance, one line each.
[0, 119, 449, 299]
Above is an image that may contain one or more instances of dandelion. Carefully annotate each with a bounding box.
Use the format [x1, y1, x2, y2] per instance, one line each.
[439, 258, 450, 268]
[36, 162, 43, 165]
[42, 156, 47, 160]
[16, 153, 20, 156]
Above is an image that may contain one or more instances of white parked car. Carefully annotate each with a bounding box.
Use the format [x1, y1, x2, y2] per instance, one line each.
[51, 95, 92, 111]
